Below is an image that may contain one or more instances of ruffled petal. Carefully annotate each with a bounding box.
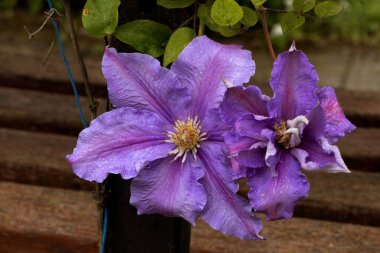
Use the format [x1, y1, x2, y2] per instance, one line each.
[223, 132, 255, 179]
[268, 49, 319, 120]
[247, 152, 310, 220]
[198, 142, 263, 240]
[102, 47, 191, 122]
[234, 114, 275, 139]
[130, 156, 206, 225]
[171, 36, 255, 119]
[66, 107, 173, 182]
[220, 86, 269, 125]
[223, 131, 256, 156]
[235, 148, 266, 168]
[291, 137, 349, 173]
[317, 86, 356, 143]
[201, 108, 232, 142]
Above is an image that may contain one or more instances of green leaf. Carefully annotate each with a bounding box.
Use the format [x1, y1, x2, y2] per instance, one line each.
[218, 23, 242, 37]
[280, 12, 305, 34]
[251, 0, 267, 9]
[314, 0, 343, 18]
[199, 4, 241, 37]
[82, 0, 120, 37]
[157, 0, 194, 8]
[241, 6, 258, 27]
[293, 0, 315, 13]
[114, 20, 172, 58]
[211, 0, 243, 26]
[198, 4, 219, 32]
[163, 28, 196, 67]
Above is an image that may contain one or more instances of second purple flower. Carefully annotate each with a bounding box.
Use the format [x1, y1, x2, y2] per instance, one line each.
[221, 44, 355, 221]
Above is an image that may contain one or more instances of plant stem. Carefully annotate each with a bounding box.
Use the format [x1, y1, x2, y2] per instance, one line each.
[63, 1, 98, 120]
[257, 6, 276, 62]
[198, 19, 205, 36]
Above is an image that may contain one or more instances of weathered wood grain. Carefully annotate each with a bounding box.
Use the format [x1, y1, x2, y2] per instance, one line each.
[0, 181, 379, 253]
[0, 128, 93, 190]
[191, 218, 380, 253]
[0, 182, 98, 253]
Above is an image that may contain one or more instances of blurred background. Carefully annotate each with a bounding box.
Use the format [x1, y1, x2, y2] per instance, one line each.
[0, 0, 379, 252]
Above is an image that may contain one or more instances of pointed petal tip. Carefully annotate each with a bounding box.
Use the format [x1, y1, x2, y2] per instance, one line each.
[289, 41, 297, 52]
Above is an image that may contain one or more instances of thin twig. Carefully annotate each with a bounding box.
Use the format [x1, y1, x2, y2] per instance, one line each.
[42, 35, 56, 66]
[63, 1, 98, 120]
[257, 6, 276, 62]
[179, 15, 195, 28]
[24, 8, 61, 40]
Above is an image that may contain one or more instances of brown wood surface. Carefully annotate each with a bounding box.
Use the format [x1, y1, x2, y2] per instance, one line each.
[1, 181, 380, 253]
[1, 8, 379, 253]
[0, 182, 98, 253]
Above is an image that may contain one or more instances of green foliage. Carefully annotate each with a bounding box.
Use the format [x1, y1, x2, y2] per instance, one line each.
[293, 0, 315, 13]
[115, 20, 172, 58]
[163, 27, 196, 66]
[281, 12, 305, 34]
[211, 0, 243, 26]
[82, 0, 120, 37]
[0, 0, 17, 16]
[157, 0, 194, 9]
[241, 6, 258, 27]
[251, 0, 267, 9]
[314, 0, 342, 18]
[199, 3, 241, 37]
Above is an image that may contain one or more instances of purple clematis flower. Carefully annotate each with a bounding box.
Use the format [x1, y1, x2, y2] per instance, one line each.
[67, 36, 263, 240]
[220, 44, 355, 221]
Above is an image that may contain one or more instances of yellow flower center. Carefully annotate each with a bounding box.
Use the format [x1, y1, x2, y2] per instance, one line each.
[166, 116, 207, 163]
[274, 120, 292, 149]
[274, 116, 309, 149]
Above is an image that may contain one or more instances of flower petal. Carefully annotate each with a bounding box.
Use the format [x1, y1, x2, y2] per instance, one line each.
[268, 50, 319, 120]
[220, 86, 269, 125]
[66, 107, 173, 182]
[234, 114, 275, 139]
[223, 131, 256, 156]
[198, 142, 263, 240]
[171, 36, 255, 119]
[223, 131, 256, 179]
[202, 108, 231, 142]
[236, 148, 266, 168]
[317, 86, 356, 143]
[130, 156, 206, 225]
[291, 137, 349, 173]
[102, 47, 191, 122]
[247, 152, 310, 220]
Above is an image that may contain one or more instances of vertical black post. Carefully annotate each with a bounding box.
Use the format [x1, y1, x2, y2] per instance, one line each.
[105, 1, 193, 252]
[106, 176, 191, 253]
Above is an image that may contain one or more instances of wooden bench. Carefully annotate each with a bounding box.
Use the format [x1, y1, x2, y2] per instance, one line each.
[1, 13, 380, 252]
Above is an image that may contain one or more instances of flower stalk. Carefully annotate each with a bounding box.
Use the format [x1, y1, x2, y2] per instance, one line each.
[257, 6, 277, 62]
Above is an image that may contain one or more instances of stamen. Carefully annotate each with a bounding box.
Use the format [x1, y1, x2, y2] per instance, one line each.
[274, 115, 309, 149]
[165, 117, 207, 163]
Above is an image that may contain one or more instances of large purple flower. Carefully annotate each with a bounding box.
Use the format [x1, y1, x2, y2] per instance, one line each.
[221, 44, 355, 221]
[67, 36, 263, 239]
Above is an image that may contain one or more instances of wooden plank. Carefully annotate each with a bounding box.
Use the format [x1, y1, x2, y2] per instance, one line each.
[295, 170, 380, 226]
[1, 181, 379, 253]
[239, 170, 380, 227]
[337, 128, 380, 172]
[191, 218, 380, 253]
[336, 89, 380, 128]
[0, 182, 98, 253]
[0, 87, 105, 135]
[0, 128, 93, 190]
